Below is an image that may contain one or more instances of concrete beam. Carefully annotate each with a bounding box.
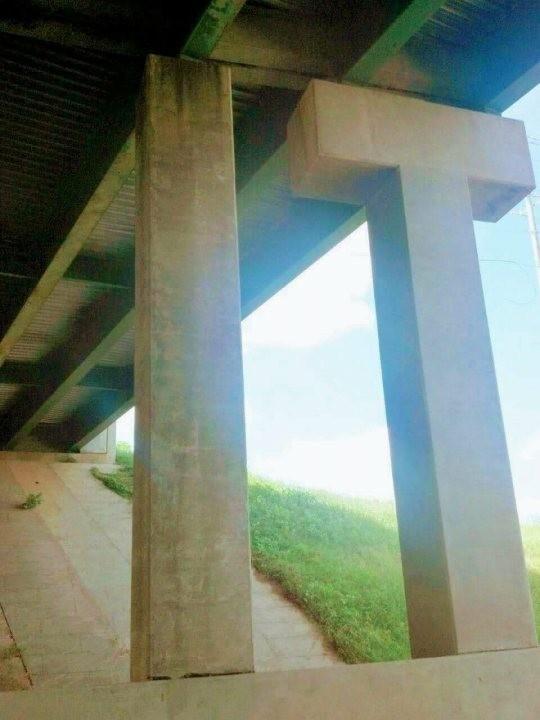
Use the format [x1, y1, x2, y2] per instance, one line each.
[182, 0, 247, 59]
[0, 136, 135, 369]
[2, 648, 540, 719]
[347, 3, 540, 113]
[229, 65, 310, 92]
[210, 1, 448, 83]
[131, 56, 253, 680]
[289, 82, 534, 221]
[344, 0, 447, 85]
[479, 5, 540, 112]
[0, 291, 134, 449]
[0, 252, 133, 290]
[0, 17, 144, 56]
[288, 81, 537, 657]
[489, 59, 540, 114]
[0, 361, 132, 391]
[37, 389, 133, 452]
[0, 2, 244, 57]
[237, 145, 363, 315]
[230, 0, 454, 188]
[209, 5, 348, 78]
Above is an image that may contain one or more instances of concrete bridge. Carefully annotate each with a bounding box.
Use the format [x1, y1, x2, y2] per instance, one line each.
[0, 1, 539, 716]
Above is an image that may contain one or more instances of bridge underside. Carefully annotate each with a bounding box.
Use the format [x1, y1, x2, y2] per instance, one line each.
[0, 1, 539, 717]
[0, 0, 538, 451]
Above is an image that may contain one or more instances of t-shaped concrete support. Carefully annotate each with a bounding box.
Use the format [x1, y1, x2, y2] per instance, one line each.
[289, 82, 537, 658]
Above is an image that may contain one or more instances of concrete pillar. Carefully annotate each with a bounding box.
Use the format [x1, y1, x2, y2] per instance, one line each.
[367, 167, 536, 656]
[288, 81, 537, 658]
[131, 56, 253, 681]
[80, 423, 116, 462]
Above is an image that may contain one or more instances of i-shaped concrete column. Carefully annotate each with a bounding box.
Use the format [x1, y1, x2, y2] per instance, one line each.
[132, 56, 253, 680]
[289, 82, 537, 658]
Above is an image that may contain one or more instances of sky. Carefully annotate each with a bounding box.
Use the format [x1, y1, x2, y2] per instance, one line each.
[117, 84, 540, 520]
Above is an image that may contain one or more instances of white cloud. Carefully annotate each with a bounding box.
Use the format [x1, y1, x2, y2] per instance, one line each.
[116, 408, 135, 447]
[242, 225, 374, 350]
[517, 497, 540, 523]
[249, 425, 394, 500]
[514, 428, 540, 521]
[519, 428, 540, 462]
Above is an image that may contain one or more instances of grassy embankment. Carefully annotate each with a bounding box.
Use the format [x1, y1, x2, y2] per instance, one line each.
[92, 442, 540, 663]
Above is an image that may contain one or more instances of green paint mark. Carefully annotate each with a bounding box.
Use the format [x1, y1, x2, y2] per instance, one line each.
[345, 0, 447, 85]
[183, 0, 244, 58]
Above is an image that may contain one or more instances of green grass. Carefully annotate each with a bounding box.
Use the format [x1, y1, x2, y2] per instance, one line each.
[92, 443, 540, 663]
[91, 441, 134, 499]
[249, 479, 409, 662]
[20, 492, 42, 510]
[116, 441, 134, 470]
[91, 467, 133, 499]
[521, 523, 540, 637]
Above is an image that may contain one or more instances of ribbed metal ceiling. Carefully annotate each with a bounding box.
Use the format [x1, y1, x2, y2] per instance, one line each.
[0, 31, 141, 447]
[84, 173, 136, 257]
[247, 0, 349, 15]
[0, 33, 140, 252]
[7, 280, 104, 363]
[422, 0, 512, 47]
[99, 328, 134, 369]
[39, 386, 96, 425]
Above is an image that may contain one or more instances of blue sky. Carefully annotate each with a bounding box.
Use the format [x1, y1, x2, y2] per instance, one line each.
[118, 84, 540, 520]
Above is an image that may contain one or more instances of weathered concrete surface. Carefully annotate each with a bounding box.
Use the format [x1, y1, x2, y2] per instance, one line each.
[2, 647, 540, 719]
[0, 458, 338, 690]
[289, 81, 534, 220]
[288, 81, 537, 658]
[133, 56, 253, 680]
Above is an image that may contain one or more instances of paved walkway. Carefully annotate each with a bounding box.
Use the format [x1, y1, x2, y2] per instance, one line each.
[0, 603, 30, 691]
[0, 457, 340, 690]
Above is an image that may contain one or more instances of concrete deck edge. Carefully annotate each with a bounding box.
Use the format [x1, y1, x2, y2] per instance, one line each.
[2, 647, 540, 718]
